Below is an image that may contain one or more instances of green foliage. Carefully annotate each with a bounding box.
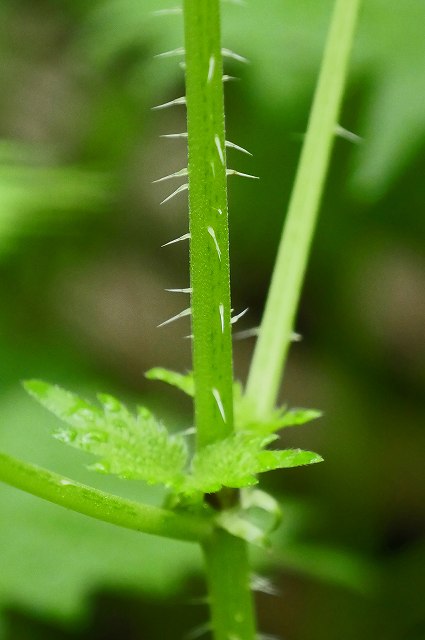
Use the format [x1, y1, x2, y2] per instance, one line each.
[0, 486, 201, 619]
[233, 382, 322, 434]
[24, 380, 188, 488]
[188, 434, 321, 494]
[0, 385, 201, 619]
[0, 1, 421, 638]
[79, 0, 425, 200]
[148, 370, 322, 434]
[145, 367, 195, 397]
[24, 379, 322, 497]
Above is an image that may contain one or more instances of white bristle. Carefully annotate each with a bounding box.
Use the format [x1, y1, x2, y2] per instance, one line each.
[231, 307, 249, 324]
[153, 168, 188, 183]
[225, 140, 252, 156]
[221, 48, 249, 64]
[154, 47, 185, 59]
[161, 232, 191, 247]
[165, 287, 192, 294]
[152, 96, 186, 111]
[212, 388, 226, 422]
[207, 226, 221, 260]
[208, 55, 216, 83]
[158, 307, 191, 328]
[214, 135, 225, 165]
[227, 169, 259, 179]
[219, 303, 225, 333]
[160, 183, 188, 205]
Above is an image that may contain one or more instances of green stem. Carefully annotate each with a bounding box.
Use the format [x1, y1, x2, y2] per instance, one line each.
[0, 451, 211, 543]
[246, 0, 362, 417]
[203, 530, 256, 640]
[183, 2, 256, 638]
[184, 0, 234, 449]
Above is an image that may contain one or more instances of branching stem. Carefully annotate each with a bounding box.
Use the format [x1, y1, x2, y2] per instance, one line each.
[0, 452, 211, 543]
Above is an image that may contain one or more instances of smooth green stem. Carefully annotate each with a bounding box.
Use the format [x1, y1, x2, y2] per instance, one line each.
[203, 530, 256, 640]
[0, 451, 211, 543]
[184, 0, 234, 449]
[246, 0, 362, 417]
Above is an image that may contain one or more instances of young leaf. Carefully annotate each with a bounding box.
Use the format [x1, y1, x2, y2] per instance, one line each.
[145, 368, 195, 397]
[182, 428, 322, 495]
[24, 380, 188, 489]
[256, 448, 323, 472]
[234, 382, 322, 435]
[273, 408, 322, 429]
[185, 433, 276, 494]
[244, 406, 322, 435]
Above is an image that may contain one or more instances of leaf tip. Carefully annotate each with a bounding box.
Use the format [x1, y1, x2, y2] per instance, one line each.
[22, 379, 50, 398]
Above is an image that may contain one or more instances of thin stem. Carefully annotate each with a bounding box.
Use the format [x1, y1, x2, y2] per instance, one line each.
[0, 451, 211, 543]
[184, 0, 234, 449]
[246, 0, 362, 417]
[203, 530, 256, 640]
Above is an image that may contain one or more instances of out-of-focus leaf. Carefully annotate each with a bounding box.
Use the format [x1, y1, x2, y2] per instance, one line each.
[145, 367, 194, 397]
[0, 150, 110, 257]
[275, 542, 379, 596]
[81, 0, 425, 198]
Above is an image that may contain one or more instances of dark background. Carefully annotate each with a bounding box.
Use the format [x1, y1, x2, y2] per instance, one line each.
[0, 1, 424, 638]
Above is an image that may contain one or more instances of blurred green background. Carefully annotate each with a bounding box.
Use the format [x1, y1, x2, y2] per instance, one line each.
[0, 0, 424, 638]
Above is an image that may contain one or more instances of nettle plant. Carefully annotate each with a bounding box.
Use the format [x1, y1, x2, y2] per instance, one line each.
[0, 1, 361, 638]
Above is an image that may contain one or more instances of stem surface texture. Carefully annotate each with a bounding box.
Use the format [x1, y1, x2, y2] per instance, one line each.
[184, 0, 234, 449]
[183, 2, 257, 638]
[203, 530, 256, 640]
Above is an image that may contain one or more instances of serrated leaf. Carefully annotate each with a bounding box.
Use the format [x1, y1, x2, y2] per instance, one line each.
[185, 433, 276, 494]
[145, 367, 194, 397]
[257, 449, 323, 473]
[251, 407, 322, 435]
[234, 381, 321, 435]
[0, 383, 201, 621]
[24, 380, 188, 489]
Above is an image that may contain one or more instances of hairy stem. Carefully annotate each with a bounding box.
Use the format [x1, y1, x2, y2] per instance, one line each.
[183, 2, 256, 638]
[203, 530, 256, 640]
[246, 0, 362, 417]
[0, 452, 211, 542]
[184, 0, 234, 449]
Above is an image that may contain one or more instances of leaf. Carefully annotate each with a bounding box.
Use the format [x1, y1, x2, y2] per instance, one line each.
[145, 367, 195, 397]
[0, 385, 201, 622]
[271, 408, 322, 429]
[23, 380, 188, 489]
[182, 432, 321, 495]
[185, 433, 275, 494]
[256, 449, 323, 473]
[234, 381, 321, 435]
[82, 0, 425, 199]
